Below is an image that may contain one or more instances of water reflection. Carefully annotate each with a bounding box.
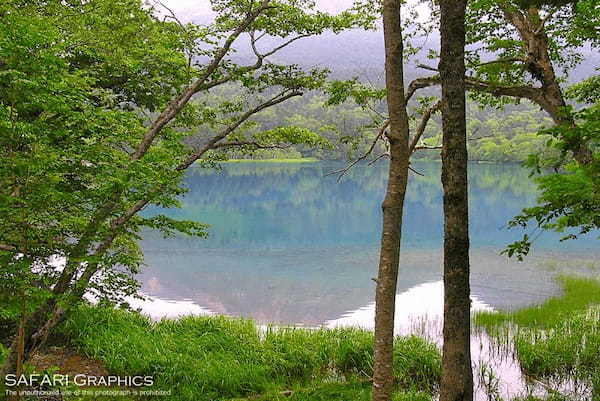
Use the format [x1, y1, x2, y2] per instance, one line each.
[138, 161, 599, 324]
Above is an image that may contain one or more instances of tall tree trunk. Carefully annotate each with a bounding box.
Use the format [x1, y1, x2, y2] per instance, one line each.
[372, 1, 411, 401]
[438, 1, 474, 401]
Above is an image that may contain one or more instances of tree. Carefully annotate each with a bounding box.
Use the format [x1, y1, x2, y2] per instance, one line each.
[330, 2, 445, 400]
[0, 0, 367, 376]
[372, 1, 412, 399]
[411, 0, 599, 253]
[416, 0, 599, 164]
[438, 1, 474, 401]
[505, 72, 600, 259]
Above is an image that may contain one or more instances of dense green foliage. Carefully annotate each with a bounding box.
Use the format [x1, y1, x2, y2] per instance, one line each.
[0, 0, 366, 343]
[505, 74, 600, 258]
[0, 0, 204, 316]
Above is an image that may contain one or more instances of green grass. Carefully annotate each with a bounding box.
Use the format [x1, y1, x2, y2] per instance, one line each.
[230, 381, 432, 401]
[0, 343, 6, 364]
[473, 275, 600, 398]
[514, 307, 600, 397]
[474, 275, 600, 330]
[219, 157, 320, 163]
[56, 305, 441, 401]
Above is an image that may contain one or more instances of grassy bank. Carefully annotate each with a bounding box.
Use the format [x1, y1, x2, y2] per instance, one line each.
[474, 275, 600, 330]
[24, 305, 441, 401]
[474, 275, 600, 398]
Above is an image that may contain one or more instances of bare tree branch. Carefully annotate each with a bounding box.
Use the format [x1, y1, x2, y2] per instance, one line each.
[368, 152, 389, 165]
[406, 72, 545, 105]
[468, 57, 527, 68]
[465, 76, 544, 102]
[408, 165, 425, 176]
[326, 120, 390, 181]
[177, 91, 303, 170]
[416, 63, 439, 72]
[409, 100, 442, 154]
[405, 76, 440, 104]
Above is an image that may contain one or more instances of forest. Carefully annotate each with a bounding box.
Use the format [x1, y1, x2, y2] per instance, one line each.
[0, 1, 599, 401]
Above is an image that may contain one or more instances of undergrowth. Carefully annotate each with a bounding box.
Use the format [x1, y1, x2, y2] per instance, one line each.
[55, 304, 441, 401]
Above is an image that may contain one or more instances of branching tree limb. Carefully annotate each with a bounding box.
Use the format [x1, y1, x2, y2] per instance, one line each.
[131, 0, 272, 161]
[409, 100, 442, 154]
[329, 98, 442, 180]
[326, 120, 389, 181]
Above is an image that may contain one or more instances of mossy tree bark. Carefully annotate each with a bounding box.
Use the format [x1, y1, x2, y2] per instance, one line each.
[438, 1, 474, 401]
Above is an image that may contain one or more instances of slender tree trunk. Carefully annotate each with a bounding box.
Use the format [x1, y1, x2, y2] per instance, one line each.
[372, 1, 411, 400]
[438, 1, 474, 401]
[0, 303, 61, 377]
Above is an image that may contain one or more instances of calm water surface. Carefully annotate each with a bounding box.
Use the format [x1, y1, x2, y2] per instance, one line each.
[137, 161, 599, 325]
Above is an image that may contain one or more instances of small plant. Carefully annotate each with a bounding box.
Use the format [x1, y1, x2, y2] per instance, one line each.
[477, 361, 503, 401]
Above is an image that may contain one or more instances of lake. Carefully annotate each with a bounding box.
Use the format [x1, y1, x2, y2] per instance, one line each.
[136, 161, 599, 325]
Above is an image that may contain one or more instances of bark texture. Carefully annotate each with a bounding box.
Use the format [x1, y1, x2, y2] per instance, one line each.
[372, 1, 411, 401]
[438, 1, 474, 401]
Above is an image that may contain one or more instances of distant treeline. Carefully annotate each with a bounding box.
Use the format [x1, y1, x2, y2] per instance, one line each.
[186, 85, 555, 163]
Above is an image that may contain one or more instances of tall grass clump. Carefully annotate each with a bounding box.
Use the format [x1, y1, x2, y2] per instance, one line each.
[393, 336, 441, 393]
[261, 327, 334, 382]
[474, 275, 600, 331]
[514, 307, 600, 385]
[329, 328, 374, 379]
[57, 305, 441, 401]
[59, 306, 271, 400]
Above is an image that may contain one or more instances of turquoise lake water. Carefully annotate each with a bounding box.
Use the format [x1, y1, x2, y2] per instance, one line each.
[138, 161, 599, 325]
